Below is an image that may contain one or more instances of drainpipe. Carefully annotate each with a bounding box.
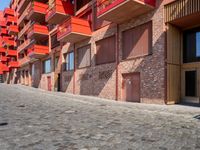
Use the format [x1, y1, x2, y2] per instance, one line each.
[73, 43, 76, 94]
[116, 24, 119, 101]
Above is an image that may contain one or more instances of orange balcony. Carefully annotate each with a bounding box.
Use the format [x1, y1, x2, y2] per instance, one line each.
[0, 69, 3, 74]
[0, 47, 6, 53]
[3, 8, 14, 17]
[26, 1, 48, 22]
[19, 56, 30, 66]
[27, 24, 49, 40]
[8, 25, 19, 35]
[97, 0, 155, 23]
[1, 63, 9, 72]
[2, 37, 16, 47]
[0, 56, 8, 62]
[6, 16, 17, 25]
[6, 50, 17, 57]
[0, 20, 6, 27]
[28, 45, 49, 59]
[8, 61, 19, 68]
[46, 0, 74, 24]
[17, 39, 35, 53]
[0, 28, 8, 35]
[57, 17, 92, 43]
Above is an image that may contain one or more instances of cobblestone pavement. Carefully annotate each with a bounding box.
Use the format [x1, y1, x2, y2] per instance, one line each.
[0, 84, 200, 150]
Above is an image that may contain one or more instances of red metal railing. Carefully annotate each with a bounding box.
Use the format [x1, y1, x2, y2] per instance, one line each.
[3, 8, 14, 17]
[57, 18, 72, 39]
[27, 24, 49, 38]
[46, 0, 74, 21]
[28, 45, 49, 56]
[8, 61, 19, 68]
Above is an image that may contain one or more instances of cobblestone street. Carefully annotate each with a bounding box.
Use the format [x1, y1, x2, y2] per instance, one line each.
[0, 84, 200, 150]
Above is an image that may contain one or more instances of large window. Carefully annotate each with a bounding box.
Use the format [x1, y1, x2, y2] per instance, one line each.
[77, 45, 91, 68]
[183, 27, 200, 63]
[65, 52, 74, 71]
[96, 36, 116, 65]
[122, 22, 152, 60]
[43, 59, 51, 74]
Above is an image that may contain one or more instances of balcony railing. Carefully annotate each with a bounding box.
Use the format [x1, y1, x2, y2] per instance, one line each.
[3, 8, 14, 17]
[97, 0, 155, 23]
[2, 37, 16, 47]
[0, 21, 6, 27]
[8, 25, 19, 35]
[18, 21, 33, 40]
[27, 24, 49, 40]
[0, 47, 6, 53]
[6, 16, 17, 25]
[8, 61, 19, 68]
[17, 39, 35, 54]
[28, 45, 49, 59]
[0, 56, 8, 62]
[164, 0, 200, 27]
[19, 56, 30, 66]
[0, 28, 8, 35]
[46, 0, 74, 24]
[57, 17, 92, 43]
[1, 63, 9, 72]
[6, 50, 18, 57]
[26, 1, 48, 22]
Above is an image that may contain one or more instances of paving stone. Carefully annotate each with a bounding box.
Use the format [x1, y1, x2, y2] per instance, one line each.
[0, 84, 200, 150]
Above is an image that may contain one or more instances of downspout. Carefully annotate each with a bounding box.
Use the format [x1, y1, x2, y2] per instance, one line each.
[73, 43, 76, 94]
[116, 24, 119, 101]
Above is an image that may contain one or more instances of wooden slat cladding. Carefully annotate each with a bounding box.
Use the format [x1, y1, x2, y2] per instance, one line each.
[166, 24, 181, 104]
[96, 35, 116, 65]
[165, 0, 200, 23]
[122, 22, 152, 60]
[77, 44, 91, 68]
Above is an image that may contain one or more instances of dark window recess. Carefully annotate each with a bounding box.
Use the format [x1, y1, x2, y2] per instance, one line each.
[51, 34, 60, 49]
[99, 70, 112, 80]
[76, 0, 92, 11]
[96, 36, 116, 65]
[77, 45, 91, 68]
[185, 71, 196, 97]
[183, 27, 200, 63]
[122, 22, 152, 60]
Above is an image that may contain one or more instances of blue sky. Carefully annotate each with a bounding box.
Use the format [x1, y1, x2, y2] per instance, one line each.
[0, 0, 10, 11]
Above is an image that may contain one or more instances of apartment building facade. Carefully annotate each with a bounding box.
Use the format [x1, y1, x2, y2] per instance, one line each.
[0, 0, 200, 105]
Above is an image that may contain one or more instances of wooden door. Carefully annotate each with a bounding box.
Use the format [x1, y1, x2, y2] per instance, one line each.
[26, 71, 29, 86]
[47, 76, 51, 91]
[122, 73, 140, 102]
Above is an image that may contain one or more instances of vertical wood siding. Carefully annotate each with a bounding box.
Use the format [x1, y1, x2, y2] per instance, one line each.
[122, 21, 152, 60]
[165, 0, 200, 22]
[96, 35, 116, 65]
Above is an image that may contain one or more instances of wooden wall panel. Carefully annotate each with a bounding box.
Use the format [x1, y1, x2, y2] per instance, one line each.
[165, 0, 200, 23]
[166, 23, 181, 104]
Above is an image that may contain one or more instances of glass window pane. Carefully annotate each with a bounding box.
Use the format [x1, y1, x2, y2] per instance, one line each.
[196, 32, 200, 57]
[45, 59, 51, 73]
[69, 52, 74, 70]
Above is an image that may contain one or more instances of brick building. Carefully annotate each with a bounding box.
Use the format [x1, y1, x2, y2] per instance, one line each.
[0, 0, 200, 105]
